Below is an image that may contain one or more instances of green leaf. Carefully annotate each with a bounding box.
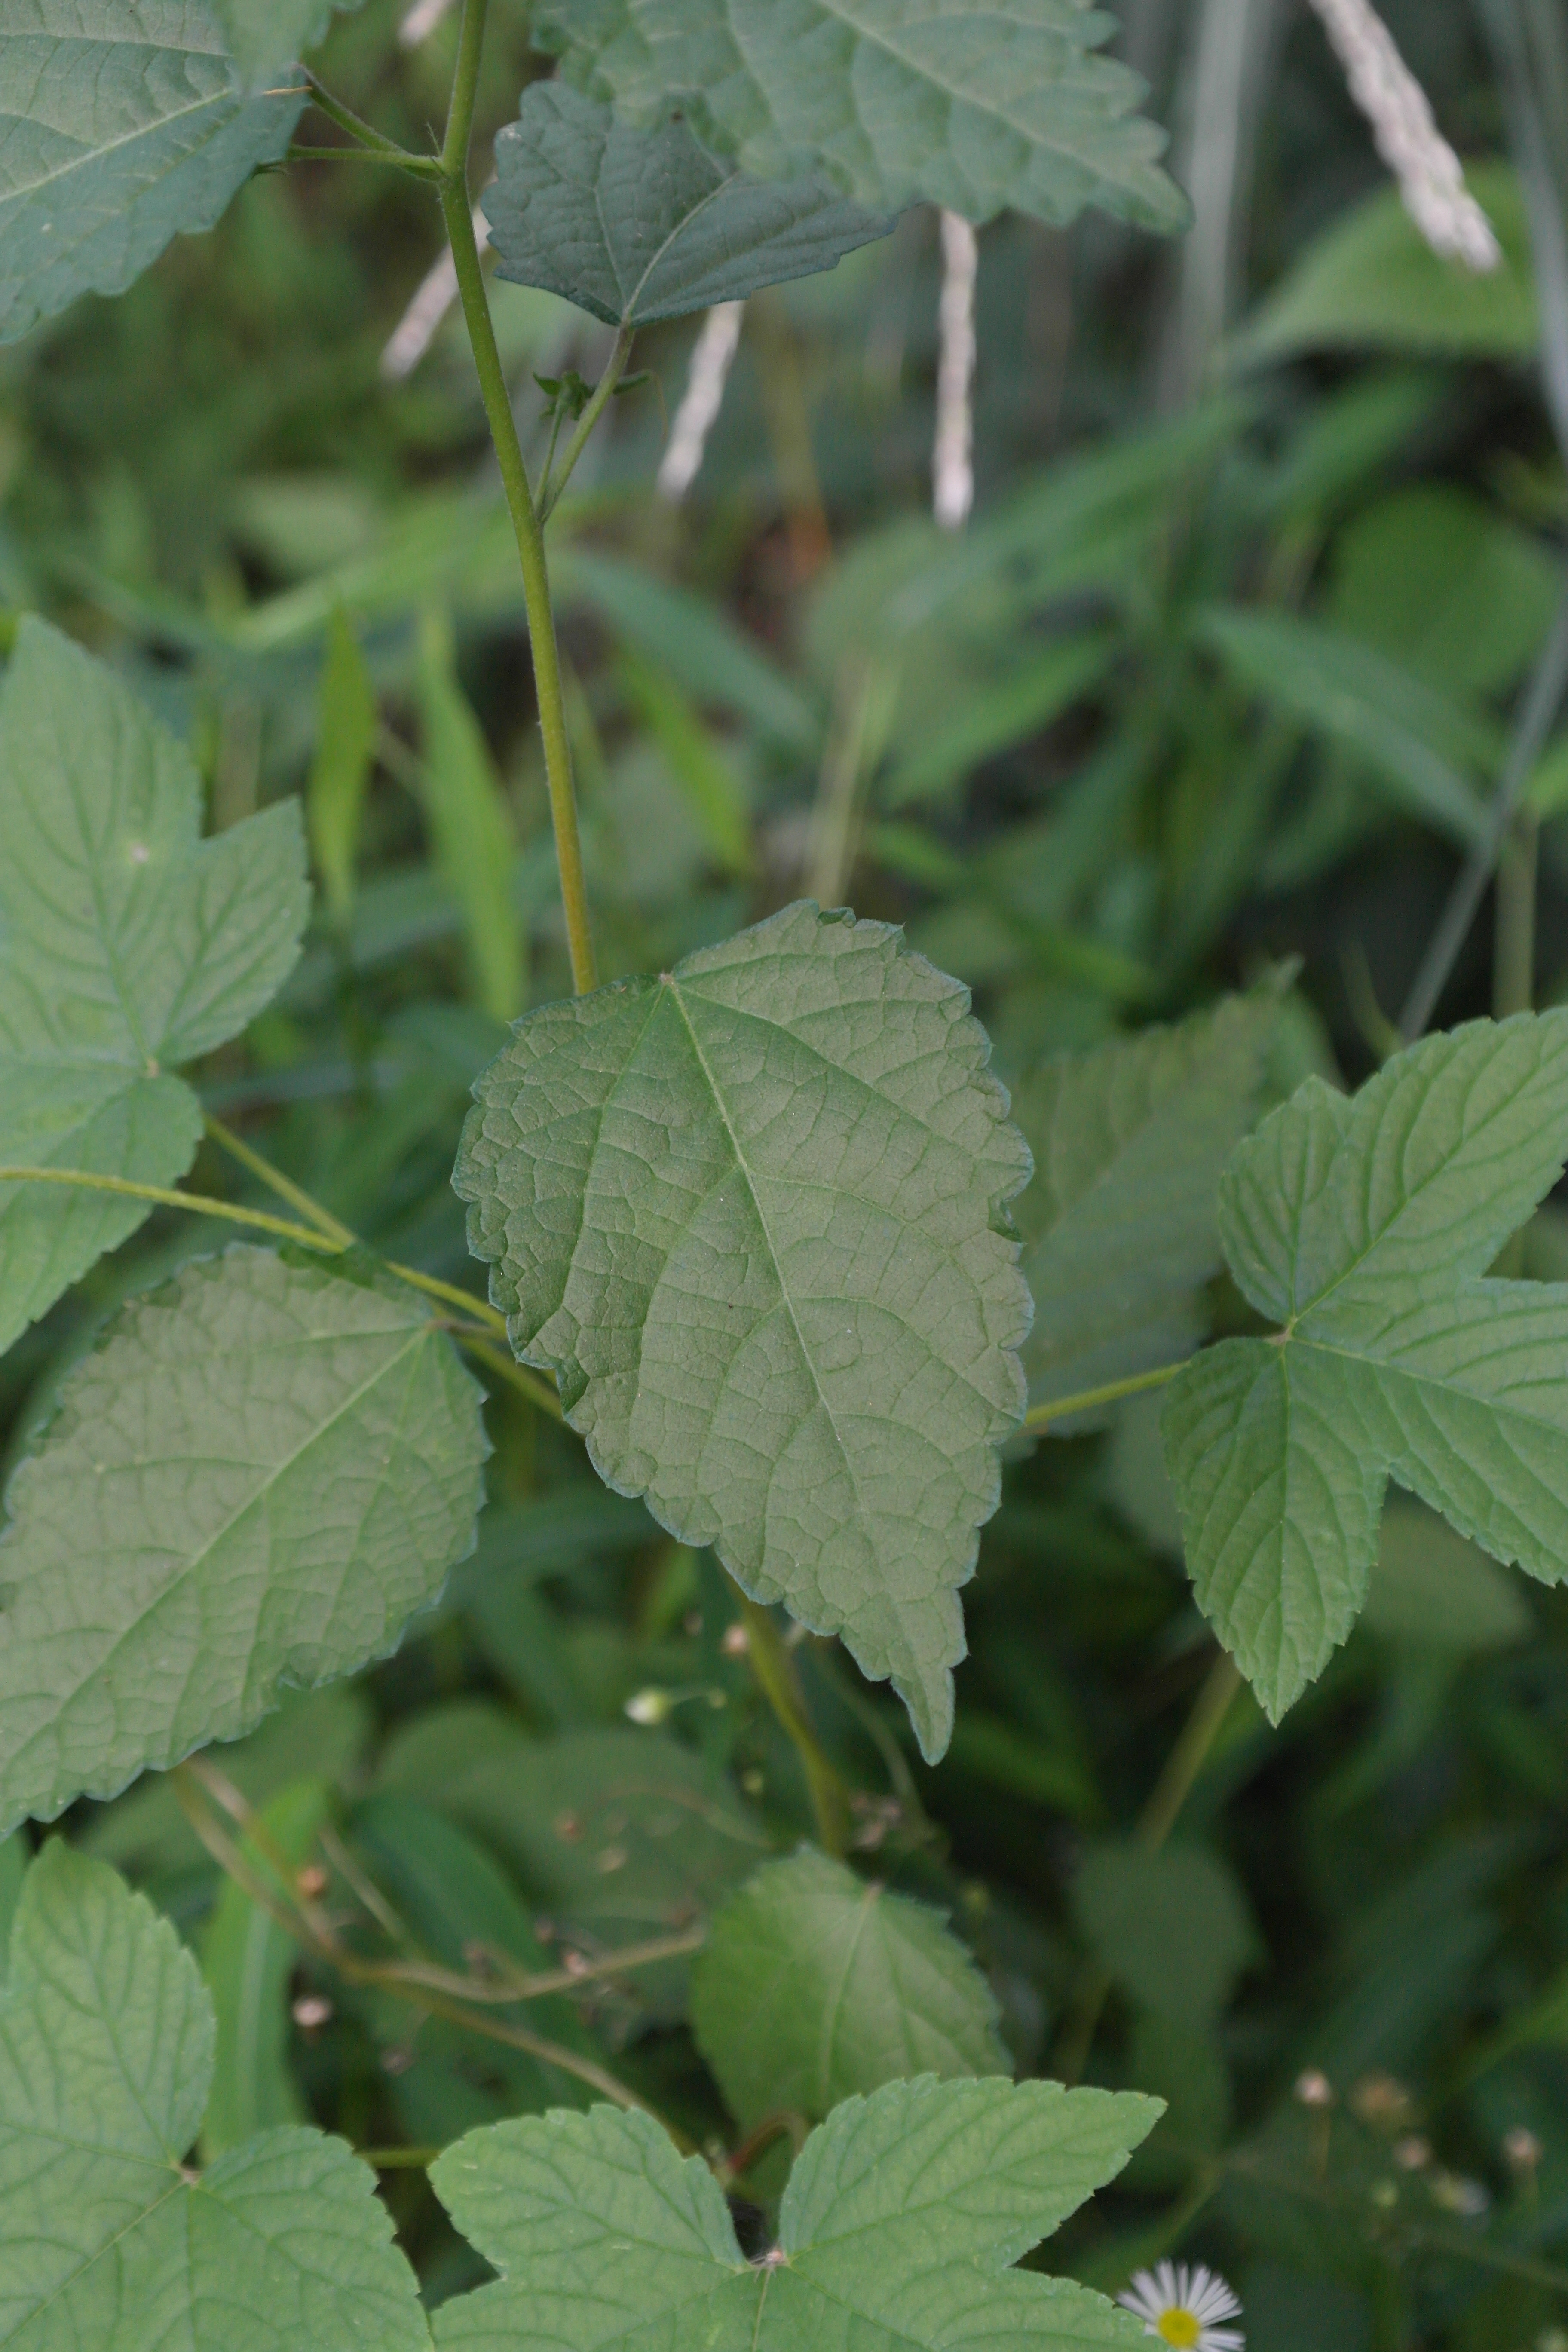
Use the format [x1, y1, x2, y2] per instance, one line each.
[429, 2077, 1158, 2349]
[200, 1778, 329, 2159]
[1234, 162, 1537, 364]
[0, 1841, 429, 2351]
[0, 617, 309, 1355]
[0, 1246, 487, 1832]
[486, 82, 894, 328]
[308, 608, 377, 924]
[383, 1720, 768, 2019]
[1014, 990, 1283, 1421]
[211, 0, 365, 84]
[1327, 485, 1562, 701]
[453, 902, 1032, 1761]
[692, 1846, 1007, 2130]
[1163, 1011, 1568, 1719]
[1072, 1843, 1259, 2027]
[0, 3, 305, 345]
[415, 610, 525, 1024]
[1195, 606, 1498, 847]
[616, 649, 756, 878]
[532, 0, 1188, 233]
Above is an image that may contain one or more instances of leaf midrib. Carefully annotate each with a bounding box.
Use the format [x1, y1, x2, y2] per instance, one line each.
[0, 54, 240, 217]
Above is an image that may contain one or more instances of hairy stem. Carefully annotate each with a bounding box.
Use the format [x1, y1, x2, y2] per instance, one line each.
[738, 1597, 853, 1858]
[540, 325, 638, 520]
[0, 1167, 343, 1256]
[438, 0, 597, 994]
[306, 74, 427, 164]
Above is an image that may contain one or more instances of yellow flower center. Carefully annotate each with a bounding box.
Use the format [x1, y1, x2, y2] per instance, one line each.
[1157, 2315, 1201, 2350]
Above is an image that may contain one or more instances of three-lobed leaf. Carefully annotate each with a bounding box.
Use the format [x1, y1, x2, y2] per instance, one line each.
[0, 1, 304, 344]
[531, 0, 1189, 234]
[692, 1846, 1008, 2129]
[0, 1841, 429, 2351]
[453, 901, 1032, 1762]
[1014, 989, 1282, 1421]
[486, 82, 896, 327]
[0, 616, 308, 1356]
[1163, 1011, 1568, 1718]
[0, 1246, 487, 1833]
[429, 2076, 1158, 2349]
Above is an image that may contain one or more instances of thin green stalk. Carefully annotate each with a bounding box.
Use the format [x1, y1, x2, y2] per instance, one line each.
[459, 1332, 567, 1421]
[306, 74, 427, 165]
[738, 1597, 852, 1858]
[437, 1, 597, 995]
[289, 146, 443, 176]
[1025, 1359, 1185, 1433]
[1055, 1649, 1243, 2083]
[205, 1114, 355, 1246]
[540, 325, 638, 521]
[0, 1167, 342, 1256]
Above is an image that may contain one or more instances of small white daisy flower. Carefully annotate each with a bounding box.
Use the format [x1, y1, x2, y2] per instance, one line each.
[1118, 2261, 1244, 2350]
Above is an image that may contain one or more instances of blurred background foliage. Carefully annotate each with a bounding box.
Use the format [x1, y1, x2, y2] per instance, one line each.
[7, 1, 1568, 2345]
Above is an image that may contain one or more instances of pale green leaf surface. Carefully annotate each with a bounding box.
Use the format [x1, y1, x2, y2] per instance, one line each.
[454, 902, 1032, 1761]
[1234, 163, 1537, 364]
[1072, 1844, 1259, 2027]
[531, 0, 1187, 233]
[1164, 1011, 1568, 1717]
[430, 2078, 1158, 2350]
[211, 0, 364, 83]
[200, 1779, 328, 2159]
[1015, 991, 1281, 1420]
[0, 1, 303, 344]
[0, 1842, 429, 2351]
[0, 618, 309, 1355]
[0, 1246, 487, 1832]
[486, 82, 894, 327]
[691, 1846, 1007, 2129]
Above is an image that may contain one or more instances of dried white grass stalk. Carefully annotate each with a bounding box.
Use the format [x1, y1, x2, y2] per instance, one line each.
[380, 204, 489, 381]
[657, 301, 747, 501]
[933, 209, 978, 529]
[399, 0, 457, 45]
[1306, 0, 1501, 270]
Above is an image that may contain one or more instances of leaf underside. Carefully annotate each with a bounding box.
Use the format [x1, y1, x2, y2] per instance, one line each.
[486, 82, 897, 327]
[0, 0, 303, 343]
[691, 1846, 1008, 2129]
[0, 1843, 427, 2352]
[530, 0, 1190, 233]
[1014, 988, 1281, 1422]
[1163, 1011, 1568, 1719]
[0, 617, 309, 1356]
[453, 901, 1032, 1762]
[0, 1246, 487, 1833]
[429, 2076, 1158, 2349]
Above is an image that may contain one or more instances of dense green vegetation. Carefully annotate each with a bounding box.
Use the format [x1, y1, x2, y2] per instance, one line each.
[0, 2, 1567, 2347]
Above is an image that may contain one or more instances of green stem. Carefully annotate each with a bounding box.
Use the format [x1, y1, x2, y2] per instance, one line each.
[437, 1, 597, 995]
[738, 1596, 852, 1858]
[0, 1167, 342, 1256]
[540, 325, 638, 521]
[306, 74, 426, 163]
[288, 146, 443, 176]
[458, 1332, 566, 1421]
[1025, 1359, 1185, 1433]
[205, 1114, 354, 1246]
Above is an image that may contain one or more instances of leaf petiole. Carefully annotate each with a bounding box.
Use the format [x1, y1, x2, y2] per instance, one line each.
[539, 323, 638, 521]
[1024, 1358, 1187, 1431]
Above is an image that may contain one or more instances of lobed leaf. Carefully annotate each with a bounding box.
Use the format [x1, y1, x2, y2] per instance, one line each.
[0, 1842, 429, 2351]
[0, 1246, 487, 1832]
[0, 617, 309, 1355]
[486, 82, 896, 327]
[1164, 1011, 1568, 1718]
[1014, 989, 1282, 1421]
[0, 0, 304, 343]
[429, 2076, 1158, 2349]
[530, 0, 1188, 233]
[692, 1846, 1008, 2128]
[453, 901, 1032, 1762]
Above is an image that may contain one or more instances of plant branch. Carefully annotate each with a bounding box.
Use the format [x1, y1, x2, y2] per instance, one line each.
[437, 0, 597, 995]
[453, 1332, 567, 1420]
[205, 1114, 355, 1246]
[305, 74, 428, 165]
[540, 325, 638, 521]
[737, 1596, 853, 1858]
[1025, 1358, 1187, 1432]
[0, 1167, 343, 1256]
[288, 146, 443, 175]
